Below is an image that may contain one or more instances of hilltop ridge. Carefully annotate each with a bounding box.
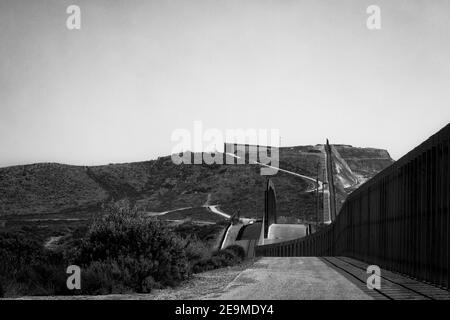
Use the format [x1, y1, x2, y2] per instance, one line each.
[0, 144, 393, 222]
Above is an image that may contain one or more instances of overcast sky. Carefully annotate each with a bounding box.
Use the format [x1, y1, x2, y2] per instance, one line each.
[1, 0, 449, 167]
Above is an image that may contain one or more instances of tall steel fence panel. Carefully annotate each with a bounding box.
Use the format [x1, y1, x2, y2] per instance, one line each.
[255, 124, 450, 289]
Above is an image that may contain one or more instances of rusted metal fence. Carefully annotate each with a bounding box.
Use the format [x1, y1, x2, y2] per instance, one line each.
[256, 124, 450, 289]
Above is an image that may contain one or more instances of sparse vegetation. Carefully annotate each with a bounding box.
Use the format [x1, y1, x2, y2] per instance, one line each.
[0, 163, 108, 216]
[0, 202, 244, 297]
[0, 232, 69, 296]
[191, 245, 247, 273]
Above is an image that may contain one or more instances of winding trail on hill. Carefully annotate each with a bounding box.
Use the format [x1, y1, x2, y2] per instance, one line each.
[225, 152, 323, 192]
[207, 205, 230, 219]
[146, 207, 194, 216]
[207, 205, 254, 224]
[147, 205, 255, 226]
[147, 205, 239, 220]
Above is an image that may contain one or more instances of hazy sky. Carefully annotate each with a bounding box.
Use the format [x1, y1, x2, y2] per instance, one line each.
[1, 0, 449, 167]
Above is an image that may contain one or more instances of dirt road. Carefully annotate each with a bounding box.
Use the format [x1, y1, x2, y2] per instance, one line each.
[202, 257, 373, 300]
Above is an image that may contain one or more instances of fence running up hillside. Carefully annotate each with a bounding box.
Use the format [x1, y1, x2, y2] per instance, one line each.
[256, 124, 450, 289]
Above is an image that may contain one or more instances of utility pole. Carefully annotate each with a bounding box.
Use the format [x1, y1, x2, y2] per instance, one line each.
[321, 168, 328, 227]
[315, 162, 320, 230]
[322, 168, 325, 220]
[325, 138, 337, 221]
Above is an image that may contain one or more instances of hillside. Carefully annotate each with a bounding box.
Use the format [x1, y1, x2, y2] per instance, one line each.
[0, 164, 108, 216]
[333, 145, 394, 184]
[0, 144, 393, 223]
